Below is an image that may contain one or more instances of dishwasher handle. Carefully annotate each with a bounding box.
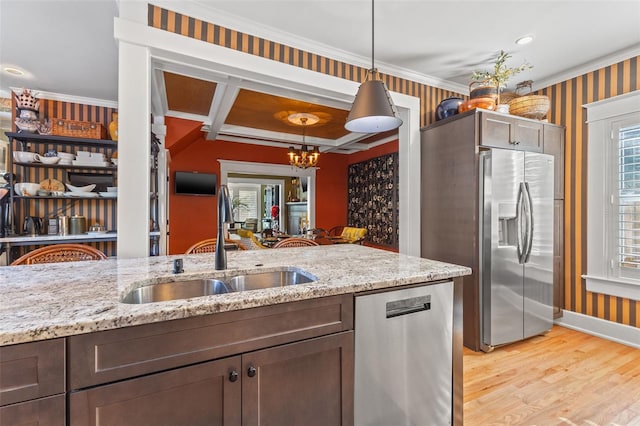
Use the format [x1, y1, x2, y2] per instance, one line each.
[386, 295, 431, 318]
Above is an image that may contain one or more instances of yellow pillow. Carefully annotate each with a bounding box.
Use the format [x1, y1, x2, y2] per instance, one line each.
[341, 227, 367, 241]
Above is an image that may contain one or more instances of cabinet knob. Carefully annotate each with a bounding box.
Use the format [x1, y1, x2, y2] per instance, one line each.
[229, 370, 239, 382]
[247, 366, 257, 378]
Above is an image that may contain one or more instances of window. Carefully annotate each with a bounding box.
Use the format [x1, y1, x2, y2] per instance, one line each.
[584, 91, 640, 301]
[229, 184, 260, 222]
[617, 124, 640, 275]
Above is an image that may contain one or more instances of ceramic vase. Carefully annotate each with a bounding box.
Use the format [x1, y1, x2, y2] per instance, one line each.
[109, 112, 118, 141]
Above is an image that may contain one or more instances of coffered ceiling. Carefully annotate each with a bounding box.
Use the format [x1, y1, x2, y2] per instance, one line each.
[154, 67, 395, 154]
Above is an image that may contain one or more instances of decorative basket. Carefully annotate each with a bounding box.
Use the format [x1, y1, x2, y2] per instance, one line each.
[498, 91, 520, 105]
[508, 95, 550, 119]
[52, 118, 106, 139]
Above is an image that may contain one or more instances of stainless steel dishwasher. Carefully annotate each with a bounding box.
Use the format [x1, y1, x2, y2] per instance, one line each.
[354, 282, 453, 425]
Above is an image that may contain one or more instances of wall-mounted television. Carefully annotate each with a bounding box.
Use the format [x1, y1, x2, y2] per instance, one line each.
[174, 171, 217, 196]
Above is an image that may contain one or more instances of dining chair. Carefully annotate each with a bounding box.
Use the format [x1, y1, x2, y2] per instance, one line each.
[272, 238, 319, 248]
[10, 243, 108, 265]
[185, 238, 247, 254]
[236, 229, 269, 249]
[327, 226, 345, 237]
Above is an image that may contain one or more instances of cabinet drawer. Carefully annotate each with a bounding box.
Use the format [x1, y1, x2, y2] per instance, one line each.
[68, 294, 353, 389]
[0, 339, 65, 406]
[0, 394, 65, 426]
[480, 112, 543, 152]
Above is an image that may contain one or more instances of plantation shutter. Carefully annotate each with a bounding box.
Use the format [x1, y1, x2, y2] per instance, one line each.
[617, 124, 640, 269]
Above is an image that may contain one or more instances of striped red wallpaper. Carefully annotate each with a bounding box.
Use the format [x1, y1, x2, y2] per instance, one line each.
[148, 4, 640, 327]
[538, 56, 640, 327]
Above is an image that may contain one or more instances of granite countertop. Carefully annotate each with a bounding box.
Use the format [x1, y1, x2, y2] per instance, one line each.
[0, 245, 470, 346]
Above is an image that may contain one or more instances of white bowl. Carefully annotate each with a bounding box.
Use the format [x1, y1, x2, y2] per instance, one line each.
[34, 154, 60, 165]
[13, 151, 37, 163]
[15, 183, 41, 196]
[57, 152, 74, 159]
[65, 183, 96, 192]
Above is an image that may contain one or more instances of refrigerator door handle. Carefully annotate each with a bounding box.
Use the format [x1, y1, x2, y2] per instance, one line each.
[523, 182, 534, 263]
[516, 182, 525, 264]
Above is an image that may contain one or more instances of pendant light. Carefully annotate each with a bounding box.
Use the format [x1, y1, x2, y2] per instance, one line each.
[345, 0, 402, 133]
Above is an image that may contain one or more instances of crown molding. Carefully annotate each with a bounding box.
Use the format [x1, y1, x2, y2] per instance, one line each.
[10, 87, 118, 109]
[534, 44, 640, 92]
[151, 1, 468, 95]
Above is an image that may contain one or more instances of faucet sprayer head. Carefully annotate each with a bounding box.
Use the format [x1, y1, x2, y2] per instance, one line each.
[218, 184, 233, 224]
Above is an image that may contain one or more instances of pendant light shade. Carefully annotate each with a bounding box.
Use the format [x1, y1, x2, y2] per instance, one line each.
[345, 72, 402, 133]
[345, 0, 402, 133]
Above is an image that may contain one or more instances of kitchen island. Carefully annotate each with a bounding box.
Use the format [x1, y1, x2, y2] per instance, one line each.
[0, 245, 470, 425]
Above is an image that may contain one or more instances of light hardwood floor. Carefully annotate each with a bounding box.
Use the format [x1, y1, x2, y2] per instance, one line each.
[464, 326, 640, 425]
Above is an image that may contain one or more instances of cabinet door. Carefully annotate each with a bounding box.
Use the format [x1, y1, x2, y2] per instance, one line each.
[553, 200, 565, 318]
[544, 125, 565, 199]
[242, 331, 354, 426]
[0, 395, 65, 426]
[69, 356, 241, 426]
[480, 112, 544, 152]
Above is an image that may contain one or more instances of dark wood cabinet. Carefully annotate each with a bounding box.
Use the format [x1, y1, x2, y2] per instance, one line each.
[243, 332, 354, 426]
[69, 356, 242, 426]
[69, 331, 354, 426]
[544, 124, 565, 318]
[480, 111, 544, 152]
[544, 125, 565, 199]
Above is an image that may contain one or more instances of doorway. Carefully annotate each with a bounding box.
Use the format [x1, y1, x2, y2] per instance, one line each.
[227, 176, 285, 233]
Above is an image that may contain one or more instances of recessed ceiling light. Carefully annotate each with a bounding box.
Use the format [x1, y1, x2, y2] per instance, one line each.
[515, 35, 534, 45]
[4, 67, 25, 76]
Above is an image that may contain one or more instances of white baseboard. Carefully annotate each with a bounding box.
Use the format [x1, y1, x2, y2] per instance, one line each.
[555, 310, 640, 349]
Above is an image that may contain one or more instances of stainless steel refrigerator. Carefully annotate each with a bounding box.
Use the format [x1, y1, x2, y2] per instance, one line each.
[479, 148, 554, 351]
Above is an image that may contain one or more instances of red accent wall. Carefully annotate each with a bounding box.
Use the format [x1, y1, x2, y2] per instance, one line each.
[166, 117, 348, 254]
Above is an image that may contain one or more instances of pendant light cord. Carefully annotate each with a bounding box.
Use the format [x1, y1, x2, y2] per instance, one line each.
[371, 0, 375, 70]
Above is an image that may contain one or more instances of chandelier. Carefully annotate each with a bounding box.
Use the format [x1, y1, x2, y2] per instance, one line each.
[288, 113, 320, 169]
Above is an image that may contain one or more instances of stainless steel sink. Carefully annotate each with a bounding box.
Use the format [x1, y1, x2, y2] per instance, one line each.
[121, 268, 317, 304]
[227, 269, 316, 292]
[121, 279, 230, 304]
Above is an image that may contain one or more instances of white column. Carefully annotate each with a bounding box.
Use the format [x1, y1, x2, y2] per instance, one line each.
[117, 41, 151, 258]
[397, 96, 421, 257]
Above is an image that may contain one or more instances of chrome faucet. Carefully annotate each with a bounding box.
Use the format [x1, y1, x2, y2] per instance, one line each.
[215, 184, 234, 270]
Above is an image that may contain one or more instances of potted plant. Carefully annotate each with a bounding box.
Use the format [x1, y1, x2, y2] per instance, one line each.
[471, 50, 532, 106]
[232, 196, 248, 222]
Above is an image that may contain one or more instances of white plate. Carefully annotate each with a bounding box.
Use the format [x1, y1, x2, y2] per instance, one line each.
[99, 192, 117, 198]
[65, 191, 99, 198]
